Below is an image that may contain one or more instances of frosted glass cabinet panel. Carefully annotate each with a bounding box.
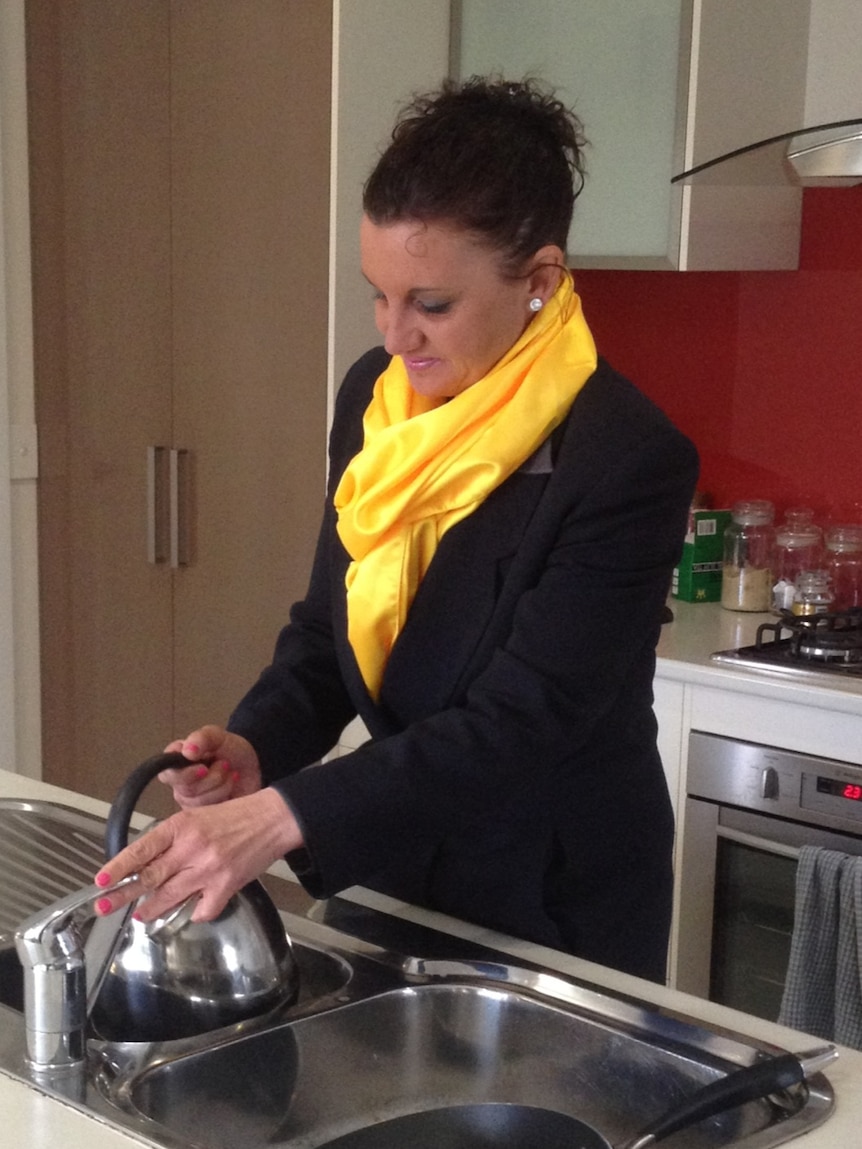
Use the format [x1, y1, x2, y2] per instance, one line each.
[453, 0, 809, 270]
[455, 0, 687, 266]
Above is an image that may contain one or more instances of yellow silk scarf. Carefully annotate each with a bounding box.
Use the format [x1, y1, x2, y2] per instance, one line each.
[334, 273, 597, 698]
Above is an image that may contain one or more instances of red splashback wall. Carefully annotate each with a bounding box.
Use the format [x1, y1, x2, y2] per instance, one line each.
[577, 186, 862, 526]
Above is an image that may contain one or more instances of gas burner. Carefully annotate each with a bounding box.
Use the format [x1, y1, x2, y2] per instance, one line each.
[711, 608, 862, 680]
[764, 609, 862, 665]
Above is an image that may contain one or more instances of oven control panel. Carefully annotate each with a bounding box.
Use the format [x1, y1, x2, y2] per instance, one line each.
[802, 771, 862, 824]
[688, 731, 862, 835]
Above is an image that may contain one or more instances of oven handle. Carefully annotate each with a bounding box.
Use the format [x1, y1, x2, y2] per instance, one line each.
[716, 824, 799, 860]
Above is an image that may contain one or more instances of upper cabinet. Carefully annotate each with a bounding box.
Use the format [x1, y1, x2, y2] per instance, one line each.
[454, 0, 854, 270]
[455, 0, 692, 268]
[332, 0, 860, 319]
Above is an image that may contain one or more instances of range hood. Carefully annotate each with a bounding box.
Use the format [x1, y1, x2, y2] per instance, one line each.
[673, 118, 862, 188]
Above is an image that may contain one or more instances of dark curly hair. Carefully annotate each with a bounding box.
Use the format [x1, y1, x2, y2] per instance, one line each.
[362, 76, 586, 274]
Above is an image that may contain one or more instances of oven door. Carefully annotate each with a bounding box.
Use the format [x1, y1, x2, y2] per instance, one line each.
[676, 800, 862, 1021]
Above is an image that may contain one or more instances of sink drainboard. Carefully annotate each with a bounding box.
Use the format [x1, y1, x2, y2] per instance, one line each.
[0, 798, 109, 1011]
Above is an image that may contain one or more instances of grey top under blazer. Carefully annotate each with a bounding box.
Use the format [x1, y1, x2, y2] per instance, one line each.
[229, 347, 699, 981]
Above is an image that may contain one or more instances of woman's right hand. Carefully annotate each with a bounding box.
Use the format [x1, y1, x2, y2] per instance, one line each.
[160, 725, 263, 808]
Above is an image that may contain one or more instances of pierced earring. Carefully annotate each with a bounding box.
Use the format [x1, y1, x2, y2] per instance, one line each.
[529, 297, 543, 313]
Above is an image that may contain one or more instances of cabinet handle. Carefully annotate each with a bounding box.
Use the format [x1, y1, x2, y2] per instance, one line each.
[169, 448, 191, 568]
[146, 446, 168, 564]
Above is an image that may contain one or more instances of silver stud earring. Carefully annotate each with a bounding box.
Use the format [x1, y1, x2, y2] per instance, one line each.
[529, 297, 543, 313]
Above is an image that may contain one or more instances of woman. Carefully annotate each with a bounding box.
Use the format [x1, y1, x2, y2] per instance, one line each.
[95, 78, 698, 982]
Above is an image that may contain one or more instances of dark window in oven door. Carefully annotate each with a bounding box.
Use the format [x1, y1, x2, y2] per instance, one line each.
[709, 838, 796, 1022]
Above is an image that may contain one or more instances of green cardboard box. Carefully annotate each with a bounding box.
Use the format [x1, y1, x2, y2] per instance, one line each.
[672, 509, 731, 603]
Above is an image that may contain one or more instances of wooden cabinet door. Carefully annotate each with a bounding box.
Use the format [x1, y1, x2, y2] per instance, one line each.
[29, 0, 175, 806]
[29, 0, 330, 813]
[168, 2, 331, 744]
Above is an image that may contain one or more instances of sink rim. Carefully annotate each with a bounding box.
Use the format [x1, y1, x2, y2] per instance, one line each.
[0, 933, 838, 1149]
[104, 974, 837, 1149]
[86, 920, 836, 1149]
[0, 799, 839, 1149]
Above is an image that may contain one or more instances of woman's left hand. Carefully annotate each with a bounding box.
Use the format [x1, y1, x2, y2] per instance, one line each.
[160, 727, 262, 808]
[93, 787, 303, 922]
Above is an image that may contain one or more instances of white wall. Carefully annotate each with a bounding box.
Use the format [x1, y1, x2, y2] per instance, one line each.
[327, 0, 451, 425]
[0, 0, 41, 777]
[0, 97, 14, 770]
[804, 0, 862, 124]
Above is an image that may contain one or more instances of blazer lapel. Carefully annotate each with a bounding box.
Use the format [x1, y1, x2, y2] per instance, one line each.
[379, 467, 551, 724]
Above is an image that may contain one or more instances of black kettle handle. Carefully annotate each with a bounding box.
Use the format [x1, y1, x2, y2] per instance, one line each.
[104, 751, 190, 860]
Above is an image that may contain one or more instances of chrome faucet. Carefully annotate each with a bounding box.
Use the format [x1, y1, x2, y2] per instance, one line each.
[14, 876, 138, 1070]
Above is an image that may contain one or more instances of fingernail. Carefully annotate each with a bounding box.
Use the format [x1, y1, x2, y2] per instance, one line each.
[96, 897, 113, 914]
[186, 743, 201, 756]
[132, 910, 142, 922]
[231, 770, 240, 784]
[95, 871, 111, 888]
[195, 765, 209, 779]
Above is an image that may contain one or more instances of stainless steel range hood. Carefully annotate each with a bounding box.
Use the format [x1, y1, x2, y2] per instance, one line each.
[673, 118, 862, 188]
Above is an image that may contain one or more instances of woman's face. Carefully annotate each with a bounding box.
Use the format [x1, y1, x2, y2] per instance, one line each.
[360, 216, 555, 399]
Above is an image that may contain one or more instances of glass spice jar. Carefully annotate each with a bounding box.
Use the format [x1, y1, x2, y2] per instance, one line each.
[721, 499, 776, 612]
[791, 569, 834, 616]
[772, 507, 823, 612]
[824, 524, 862, 611]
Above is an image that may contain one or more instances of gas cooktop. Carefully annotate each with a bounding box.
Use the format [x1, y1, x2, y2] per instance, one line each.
[711, 608, 862, 681]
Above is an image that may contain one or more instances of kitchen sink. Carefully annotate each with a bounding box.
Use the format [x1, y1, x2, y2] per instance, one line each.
[90, 943, 835, 1149]
[108, 980, 781, 1149]
[0, 799, 837, 1149]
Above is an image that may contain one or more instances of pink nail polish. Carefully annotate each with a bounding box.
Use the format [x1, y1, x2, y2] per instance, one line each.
[187, 743, 201, 756]
[195, 765, 209, 779]
[96, 897, 112, 914]
[95, 871, 111, 888]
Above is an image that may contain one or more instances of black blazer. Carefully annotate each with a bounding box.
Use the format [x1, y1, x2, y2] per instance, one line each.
[229, 348, 699, 979]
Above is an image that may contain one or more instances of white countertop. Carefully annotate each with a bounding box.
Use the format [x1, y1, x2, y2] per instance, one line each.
[2, 767, 862, 1148]
[657, 600, 862, 713]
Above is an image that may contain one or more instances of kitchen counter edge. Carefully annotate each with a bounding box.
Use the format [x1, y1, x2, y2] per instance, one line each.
[1, 768, 861, 1148]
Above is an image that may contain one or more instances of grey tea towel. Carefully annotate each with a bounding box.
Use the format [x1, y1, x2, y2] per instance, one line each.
[778, 845, 862, 1050]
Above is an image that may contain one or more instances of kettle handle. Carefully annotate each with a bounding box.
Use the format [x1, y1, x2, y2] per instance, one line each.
[104, 751, 190, 860]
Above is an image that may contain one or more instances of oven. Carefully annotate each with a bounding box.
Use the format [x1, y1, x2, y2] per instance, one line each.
[676, 731, 862, 1022]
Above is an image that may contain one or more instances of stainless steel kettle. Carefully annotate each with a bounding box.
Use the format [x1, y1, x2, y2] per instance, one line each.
[91, 751, 300, 1042]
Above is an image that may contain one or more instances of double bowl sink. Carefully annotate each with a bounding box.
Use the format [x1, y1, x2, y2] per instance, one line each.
[0, 797, 837, 1149]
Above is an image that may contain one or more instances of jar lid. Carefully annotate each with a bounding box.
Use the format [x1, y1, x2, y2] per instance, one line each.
[731, 499, 775, 526]
[795, 569, 832, 591]
[783, 506, 816, 527]
[825, 523, 862, 552]
[776, 524, 822, 547]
